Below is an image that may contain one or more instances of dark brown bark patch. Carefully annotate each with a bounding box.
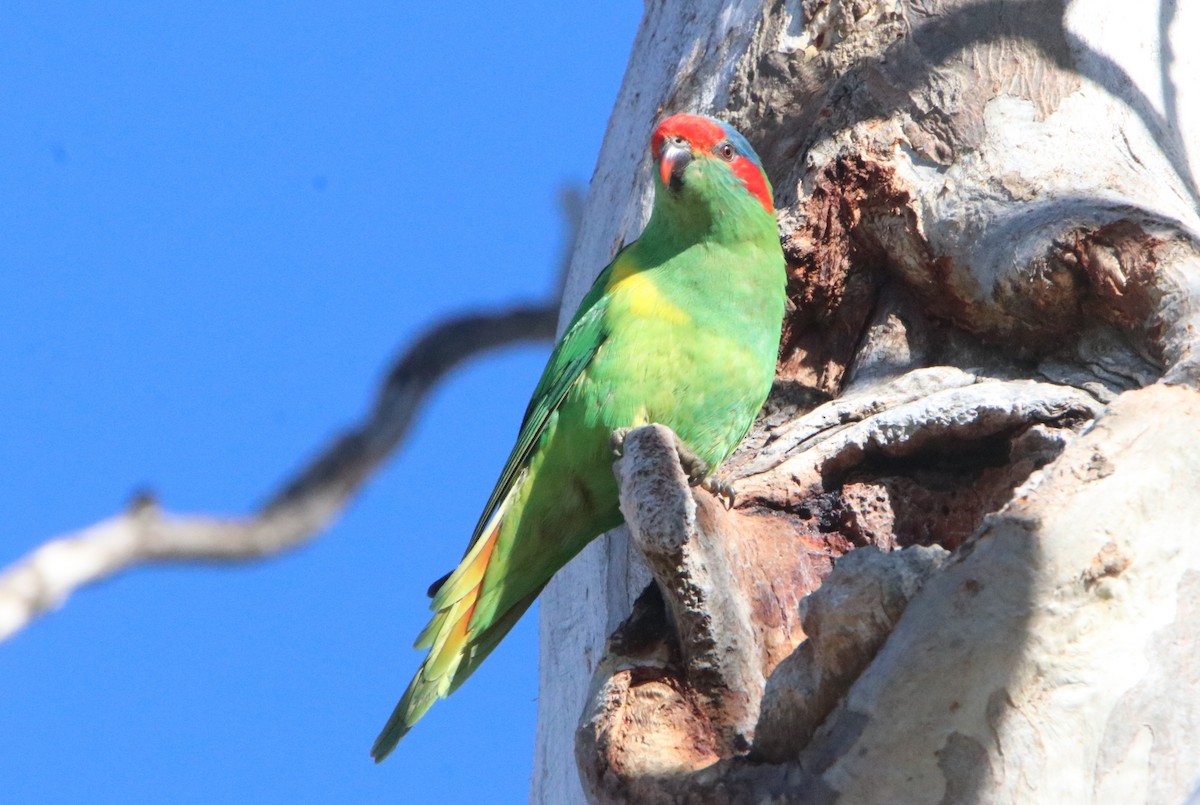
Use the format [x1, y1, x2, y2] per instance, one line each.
[1067, 220, 1164, 334]
[837, 422, 1070, 551]
[777, 156, 915, 395]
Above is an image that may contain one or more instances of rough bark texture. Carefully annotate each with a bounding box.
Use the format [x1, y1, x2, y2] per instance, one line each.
[536, 0, 1200, 802]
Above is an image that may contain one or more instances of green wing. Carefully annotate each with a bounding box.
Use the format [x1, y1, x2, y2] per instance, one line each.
[459, 252, 624, 554]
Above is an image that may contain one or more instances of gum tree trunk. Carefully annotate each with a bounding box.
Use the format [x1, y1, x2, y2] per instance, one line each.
[533, 1, 1200, 803]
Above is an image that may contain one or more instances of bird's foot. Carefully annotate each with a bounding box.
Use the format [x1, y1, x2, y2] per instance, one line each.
[701, 475, 737, 510]
[610, 427, 633, 457]
[668, 434, 711, 487]
[612, 426, 737, 508]
[671, 436, 736, 508]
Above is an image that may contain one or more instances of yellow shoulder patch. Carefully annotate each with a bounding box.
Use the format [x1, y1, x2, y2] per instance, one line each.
[606, 255, 690, 324]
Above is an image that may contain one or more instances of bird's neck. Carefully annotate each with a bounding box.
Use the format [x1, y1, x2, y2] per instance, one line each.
[643, 191, 778, 250]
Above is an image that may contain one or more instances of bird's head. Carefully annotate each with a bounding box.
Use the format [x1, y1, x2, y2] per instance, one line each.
[649, 114, 775, 222]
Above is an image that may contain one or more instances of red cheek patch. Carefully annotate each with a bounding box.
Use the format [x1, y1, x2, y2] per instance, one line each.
[731, 156, 774, 213]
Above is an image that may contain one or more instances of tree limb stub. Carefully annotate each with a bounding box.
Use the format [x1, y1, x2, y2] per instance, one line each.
[614, 424, 765, 753]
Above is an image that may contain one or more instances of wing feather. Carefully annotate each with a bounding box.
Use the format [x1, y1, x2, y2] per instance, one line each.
[455, 251, 627, 557]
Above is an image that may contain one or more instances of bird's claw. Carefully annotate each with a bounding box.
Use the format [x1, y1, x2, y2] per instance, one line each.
[610, 427, 633, 457]
[669, 435, 711, 486]
[701, 475, 737, 509]
[611, 426, 736, 508]
[672, 435, 736, 508]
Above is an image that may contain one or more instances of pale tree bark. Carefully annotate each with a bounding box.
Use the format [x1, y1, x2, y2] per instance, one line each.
[534, 1, 1200, 803]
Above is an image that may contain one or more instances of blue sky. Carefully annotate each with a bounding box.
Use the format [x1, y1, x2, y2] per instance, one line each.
[1, 3, 641, 801]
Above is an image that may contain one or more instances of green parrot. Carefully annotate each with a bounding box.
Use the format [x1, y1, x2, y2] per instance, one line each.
[372, 113, 786, 760]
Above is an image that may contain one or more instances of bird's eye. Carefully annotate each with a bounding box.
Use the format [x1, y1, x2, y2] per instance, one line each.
[719, 142, 736, 161]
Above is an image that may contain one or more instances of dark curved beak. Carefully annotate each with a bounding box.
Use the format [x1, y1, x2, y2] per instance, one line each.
[659, 142, 692, 191]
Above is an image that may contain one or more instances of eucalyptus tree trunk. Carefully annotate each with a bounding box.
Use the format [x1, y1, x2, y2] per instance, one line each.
[532, 1, 1200, 803]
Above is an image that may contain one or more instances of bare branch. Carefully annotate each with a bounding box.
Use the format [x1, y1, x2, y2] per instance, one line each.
[0, 304, 554, 642]
[0, 186, 585, 644]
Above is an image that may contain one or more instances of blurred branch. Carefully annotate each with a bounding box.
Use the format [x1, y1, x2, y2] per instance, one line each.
[0, 185, 585, 644]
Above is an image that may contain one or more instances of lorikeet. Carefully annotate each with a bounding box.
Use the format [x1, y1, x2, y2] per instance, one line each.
[372, 114, 786, 760]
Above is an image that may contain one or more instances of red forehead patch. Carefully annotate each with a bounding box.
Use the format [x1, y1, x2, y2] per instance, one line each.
[650, 114, 726, 155]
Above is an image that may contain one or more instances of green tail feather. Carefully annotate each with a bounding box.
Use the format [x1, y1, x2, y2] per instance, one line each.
[370, 588, 542, 761]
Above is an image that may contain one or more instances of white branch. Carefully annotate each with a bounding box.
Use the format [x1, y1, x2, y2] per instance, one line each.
[0, 305, 557, 643]
[0, 187, 585, 644]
